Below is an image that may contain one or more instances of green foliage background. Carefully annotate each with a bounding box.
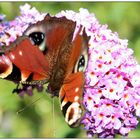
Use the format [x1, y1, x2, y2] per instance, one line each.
[0, 2, 140, 138]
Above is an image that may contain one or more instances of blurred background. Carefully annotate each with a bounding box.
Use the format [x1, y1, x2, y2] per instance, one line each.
[0, 2, 140, 138]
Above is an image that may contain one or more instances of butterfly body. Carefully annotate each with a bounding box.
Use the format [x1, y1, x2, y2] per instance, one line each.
[0, 15, 89, 127]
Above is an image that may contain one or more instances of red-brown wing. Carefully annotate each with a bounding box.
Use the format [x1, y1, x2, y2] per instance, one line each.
[46, 22, 73, 51]
[6, 38, 49, 81]
[65, 29, 83, 75]
[59, 72, 85, 127]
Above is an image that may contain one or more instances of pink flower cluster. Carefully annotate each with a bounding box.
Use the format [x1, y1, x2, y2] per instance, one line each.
[57, 9, 140, 137]
[0, 4, 140, 138]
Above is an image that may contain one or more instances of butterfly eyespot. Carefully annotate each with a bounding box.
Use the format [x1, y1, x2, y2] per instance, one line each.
[74, 52, 88, 73]
[24, 25, 46, 52]
[29, 32, 45, 49]
[77, 55, 85, 72]
[29, 32, 45, 46]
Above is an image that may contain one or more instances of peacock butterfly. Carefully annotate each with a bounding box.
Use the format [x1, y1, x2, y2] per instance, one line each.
[0, 14, 89, 127]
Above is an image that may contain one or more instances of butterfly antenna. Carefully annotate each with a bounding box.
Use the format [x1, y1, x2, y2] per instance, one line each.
[17, 95, 43, 115]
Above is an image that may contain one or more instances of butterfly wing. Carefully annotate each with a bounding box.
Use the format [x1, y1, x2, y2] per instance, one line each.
[59, 72, 85, 127]
[0, 15, 76, 84]
[58, 28, 89, 127]
[0, 37, 50, 82]
[7, 37, 50, 81]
